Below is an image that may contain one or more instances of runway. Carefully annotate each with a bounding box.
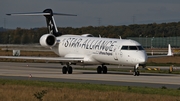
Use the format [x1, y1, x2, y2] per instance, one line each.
[0, 62, 180, 89]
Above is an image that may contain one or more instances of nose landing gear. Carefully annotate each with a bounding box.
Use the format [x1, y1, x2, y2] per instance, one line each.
[134, 64, 140, 76]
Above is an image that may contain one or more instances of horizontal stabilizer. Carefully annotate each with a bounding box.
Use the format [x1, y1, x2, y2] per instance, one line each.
[7, 12, 77, 16]
[6, 9, 77, 37]
[7, 12, 51, 16]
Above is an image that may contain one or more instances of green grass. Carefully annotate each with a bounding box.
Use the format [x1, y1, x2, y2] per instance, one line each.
[1, 79, 180, 101]
[1, 79, 180, 97]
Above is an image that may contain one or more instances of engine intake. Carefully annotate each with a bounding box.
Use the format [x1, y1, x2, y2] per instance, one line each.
[39, 34, 56, 48]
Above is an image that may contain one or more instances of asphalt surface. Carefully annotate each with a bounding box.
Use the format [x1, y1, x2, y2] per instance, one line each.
[0, 62, 180, 89]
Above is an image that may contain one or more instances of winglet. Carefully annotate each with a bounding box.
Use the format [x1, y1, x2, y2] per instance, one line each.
[167, 44, 173, 56]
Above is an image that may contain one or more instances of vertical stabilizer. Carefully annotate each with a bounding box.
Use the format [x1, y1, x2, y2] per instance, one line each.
[43, 9, 61, 36]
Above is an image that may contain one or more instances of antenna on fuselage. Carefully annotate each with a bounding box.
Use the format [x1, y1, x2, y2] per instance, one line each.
[119, 36, 122, 39]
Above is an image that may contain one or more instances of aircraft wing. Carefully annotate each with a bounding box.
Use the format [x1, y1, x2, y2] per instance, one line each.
[148, 44, 173, 58]
[0, 56, 84, 62]
[148, 55, 172, 58]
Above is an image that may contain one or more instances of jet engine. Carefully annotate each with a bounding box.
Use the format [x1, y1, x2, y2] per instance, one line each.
[39, 34, 56, 48]
[81, 34, 94, 37]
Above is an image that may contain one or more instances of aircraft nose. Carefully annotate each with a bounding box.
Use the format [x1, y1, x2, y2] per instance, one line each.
[138, 56, 147, 64]
[138, 54, 147, 64]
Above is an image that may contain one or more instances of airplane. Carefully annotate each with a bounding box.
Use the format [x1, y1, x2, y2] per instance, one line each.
[0, 9, 173, 76]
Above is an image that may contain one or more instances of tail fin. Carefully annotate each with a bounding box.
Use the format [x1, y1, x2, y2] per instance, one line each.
[7, 9, 77, 37]
[43, 9, 60, 36]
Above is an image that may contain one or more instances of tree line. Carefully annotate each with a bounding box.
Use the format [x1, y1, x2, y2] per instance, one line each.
[0, 21, 180, 44]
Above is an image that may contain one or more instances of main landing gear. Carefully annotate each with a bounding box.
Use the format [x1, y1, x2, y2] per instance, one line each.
[62, 64, 108, 74]
[134, 64, 140, 76]
[62, 64, 73, 74]
[97, 65, 107, 74]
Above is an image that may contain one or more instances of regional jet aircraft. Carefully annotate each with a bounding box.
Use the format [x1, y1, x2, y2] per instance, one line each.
[0, 9, 172, 76]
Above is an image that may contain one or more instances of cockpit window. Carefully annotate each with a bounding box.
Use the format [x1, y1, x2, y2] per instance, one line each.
[129, 46, 137, 50]
[121, 46, 128, 50]
[137, 46, 144, 50]
[121, 45, 144, 50]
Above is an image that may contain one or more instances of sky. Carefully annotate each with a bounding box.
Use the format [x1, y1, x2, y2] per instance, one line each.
[1, 0, 180, 29]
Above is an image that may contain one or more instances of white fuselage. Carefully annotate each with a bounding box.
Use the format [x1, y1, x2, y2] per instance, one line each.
[52, 35, 147, 66]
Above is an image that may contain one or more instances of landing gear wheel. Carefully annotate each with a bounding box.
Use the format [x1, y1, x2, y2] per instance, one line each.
[133, 71, 140, 76]
[102, 66, 107, 74]
[62, 66, 67, 74]
[136, 71, 140, 76]
[68, 66, 73, 74]
[133, 64, 140, 76]
[97, 66, 102, 74]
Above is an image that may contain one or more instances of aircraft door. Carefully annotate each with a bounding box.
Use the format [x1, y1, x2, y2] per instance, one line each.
[112, 45, 118, 60]
[120, 50, 123, 57]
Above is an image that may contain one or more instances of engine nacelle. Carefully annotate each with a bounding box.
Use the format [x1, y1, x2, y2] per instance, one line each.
[39, 34, 56, 48]
[81, 34, 94, 37]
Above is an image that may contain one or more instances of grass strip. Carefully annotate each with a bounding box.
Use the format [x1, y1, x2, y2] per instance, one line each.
[0, 79, 180, 96]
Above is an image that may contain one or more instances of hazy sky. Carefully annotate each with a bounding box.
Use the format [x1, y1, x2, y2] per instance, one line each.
[1, 0, 180, 29]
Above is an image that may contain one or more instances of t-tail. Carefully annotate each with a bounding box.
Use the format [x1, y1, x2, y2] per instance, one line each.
[7, 9, 77, 37]
[43, 9, 60, 36]
[43, 9, 77, 36]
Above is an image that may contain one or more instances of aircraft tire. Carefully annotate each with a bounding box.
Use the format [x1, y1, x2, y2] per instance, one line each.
[68, 66, 73, 74]
[97, 66, 102, 74]
[137, 71, 140, 76]
[102, 66, 107, 74]
[62, 66, 67, 74]
[133, 71, 140, 76]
